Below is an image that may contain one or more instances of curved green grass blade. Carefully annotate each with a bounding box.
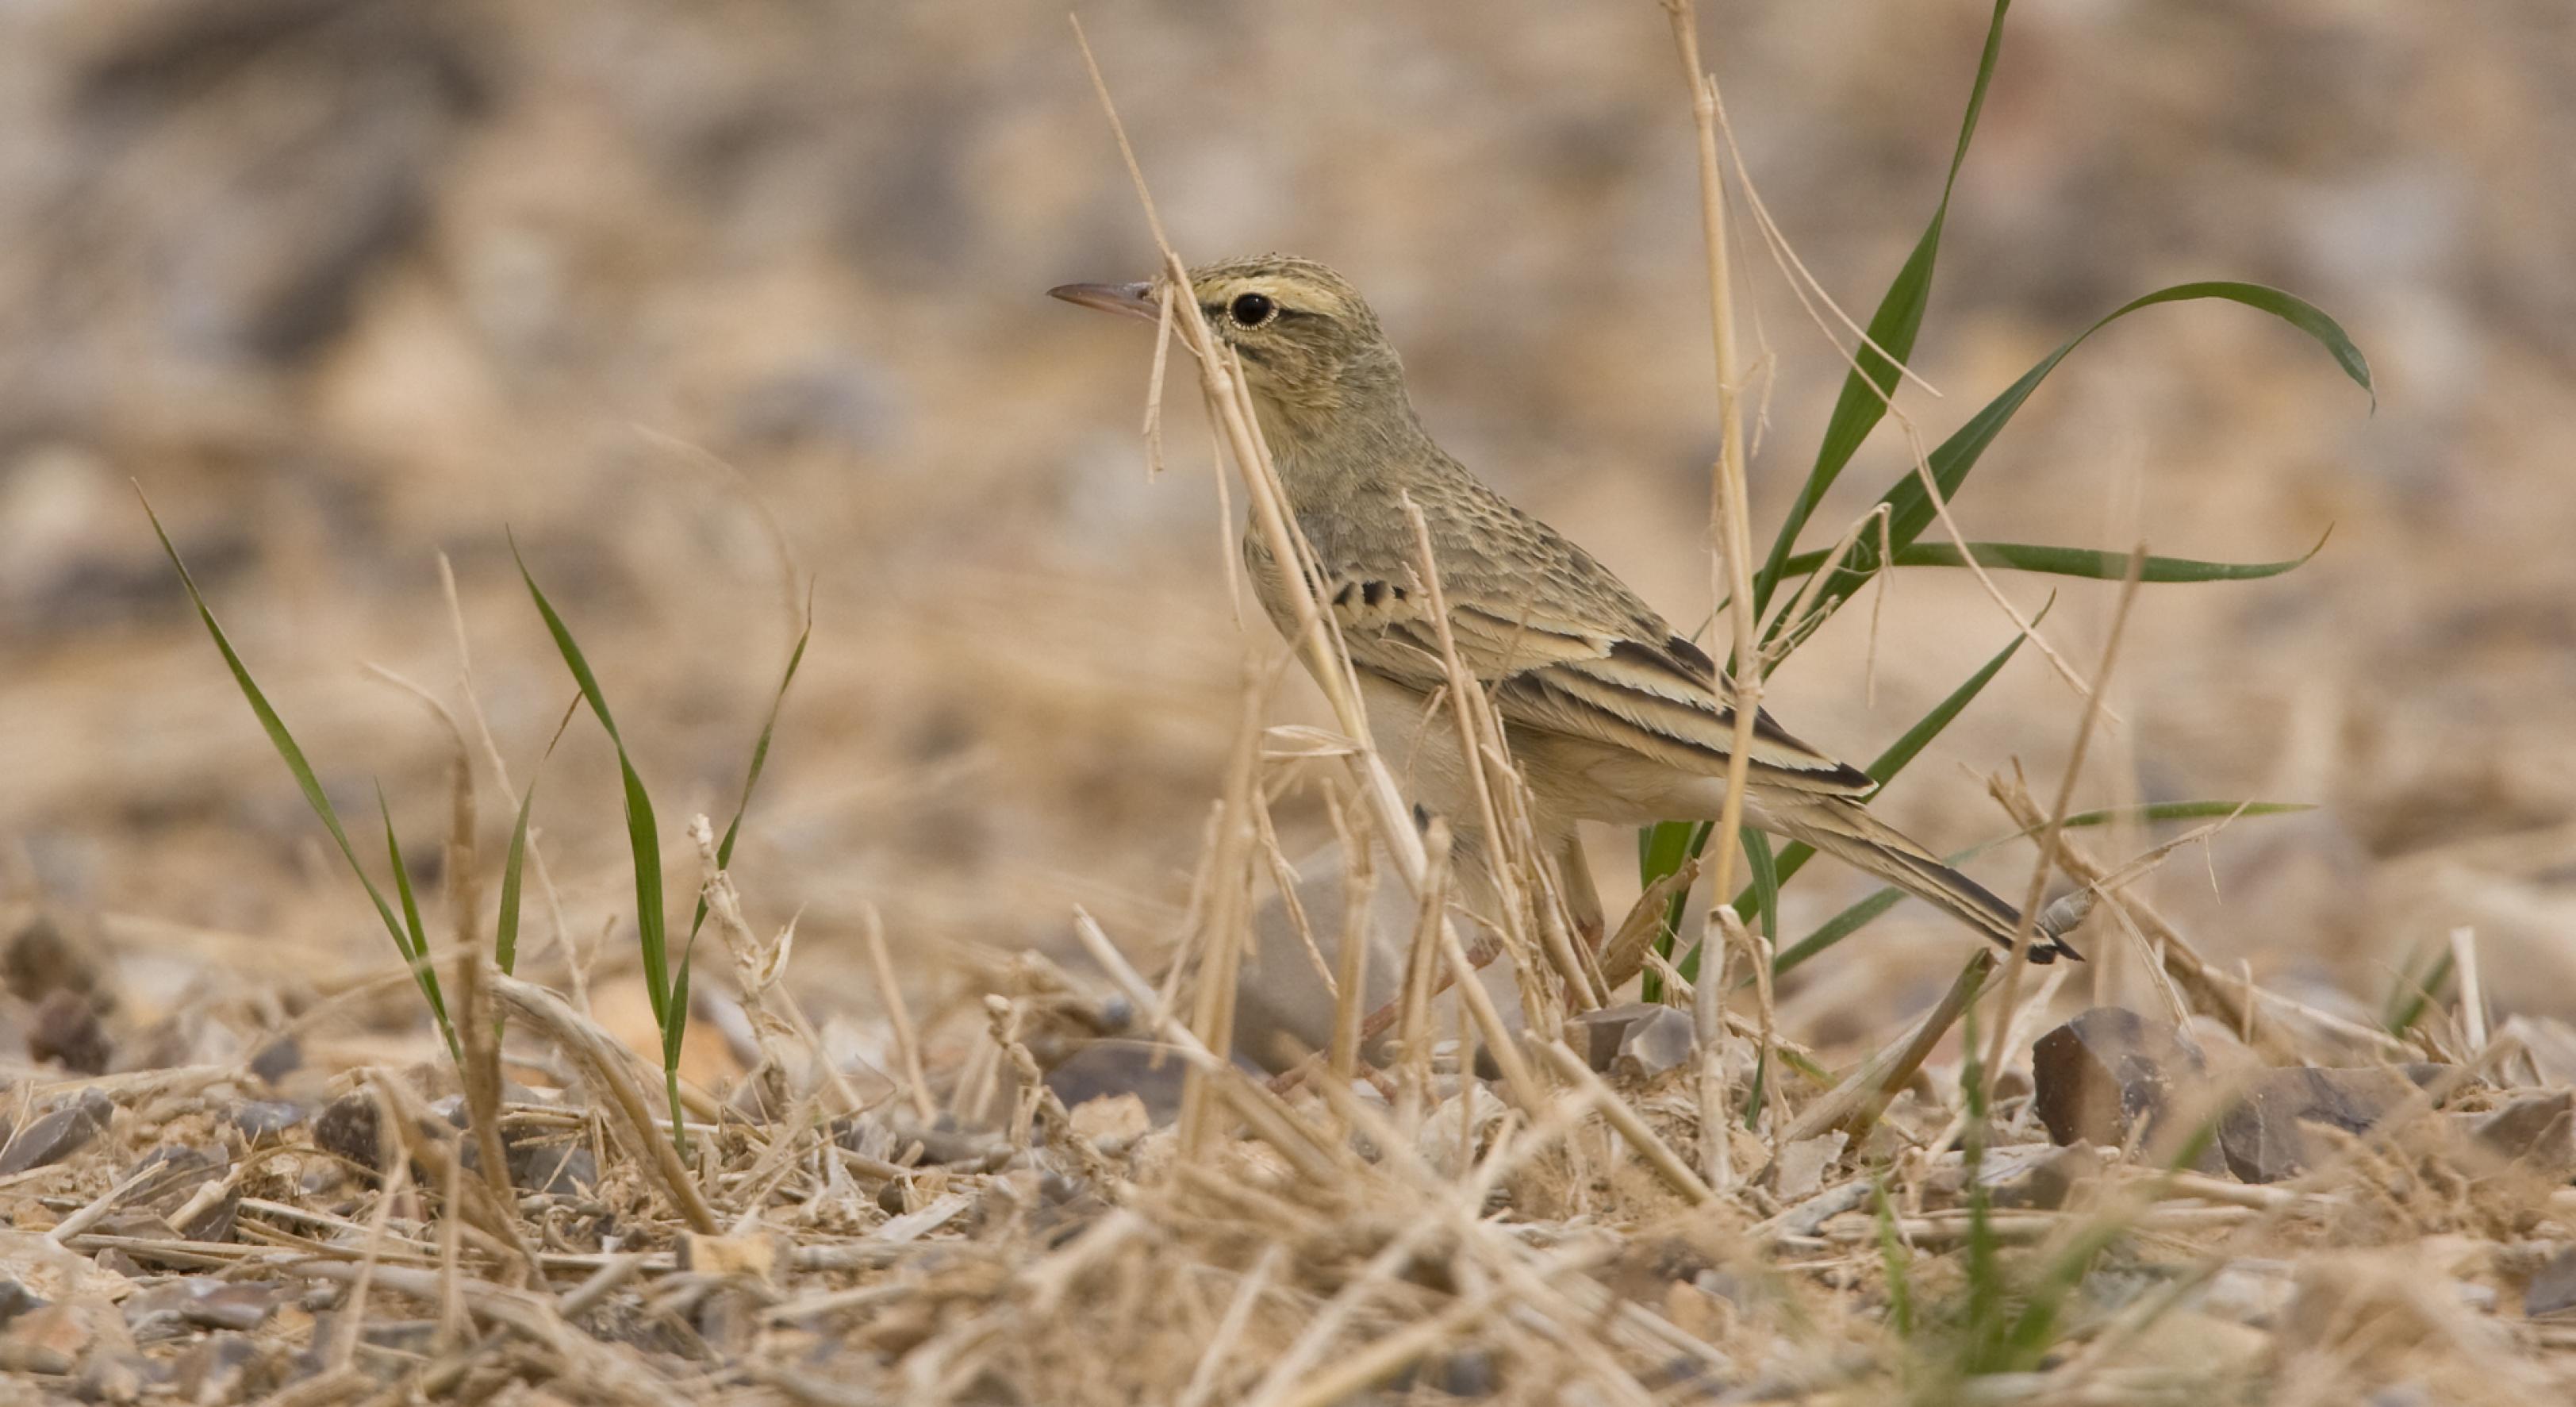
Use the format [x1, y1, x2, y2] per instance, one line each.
[2057, 798, 2310, 831]
[510, 539, 670, 1027]
[143, 492, 459, 1057]
[1752, 0, 2017, 620]
[1772, 886, 1906, 979]
[1773, 282, 2371, 647]
[495, 774, 539, 980]
[1675, 606, 2045, 982]
[512, 536, 690, 1151]
[1773, 529, 2328, 591]
[376, 786, 459, 1058]
[1741, 827, 1779, 946]
[1635, 817, 1701, 1003]
[670, 602, 813, 1068]
[2384, 944, 2455, 1036]
[497, 699, 579, 1006]
[1850, 594, 2053, 796]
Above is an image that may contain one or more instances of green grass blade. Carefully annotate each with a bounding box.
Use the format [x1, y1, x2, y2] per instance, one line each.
[1679, 609, 2043, 982]
[1741, 826, 1779, 945]
[1637, 819, 1699, 894]
[1752, 0, 2016, 619]
[512, 538, 689, 1151]
[717, 607, 811, 877]
[670, 604, 814, 1065]
[2384, 944, 2455, 1036]
[511, 540, 670, 1026]
[1855, 598, 2050, 792]
[2063, 798, 2310, 828]
[143, 493, 459, 1054]
[1770, 886, 1906, 980]
[377, 786, 460, 1059]
[1636, 818, 1703, 1002]
[489, 769, 539, 1049]
[1772, 530, 2329, 591]
[495, 774, 539, 979]
[1774, 283, 2371, 648]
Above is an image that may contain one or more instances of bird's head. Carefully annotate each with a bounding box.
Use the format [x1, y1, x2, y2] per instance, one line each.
[1050, 255, 1408, 448]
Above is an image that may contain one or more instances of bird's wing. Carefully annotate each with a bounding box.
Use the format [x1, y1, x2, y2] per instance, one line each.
[1317, 544, 1874, 798]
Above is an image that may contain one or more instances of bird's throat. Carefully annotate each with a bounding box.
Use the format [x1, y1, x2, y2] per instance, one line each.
[1248, 379, 1436, 509]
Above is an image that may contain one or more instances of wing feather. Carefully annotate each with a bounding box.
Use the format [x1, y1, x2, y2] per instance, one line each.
[1312, 559, 1870, 798]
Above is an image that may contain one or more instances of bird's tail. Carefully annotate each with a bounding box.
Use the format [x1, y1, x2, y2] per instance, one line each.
[1755, 797, 2085, 963]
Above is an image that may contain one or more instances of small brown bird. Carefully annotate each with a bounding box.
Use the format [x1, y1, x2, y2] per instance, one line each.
[1054, 256, 2079, 963]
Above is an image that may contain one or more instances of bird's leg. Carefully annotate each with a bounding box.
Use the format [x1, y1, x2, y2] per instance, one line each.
[1555, 832, 1606, 952]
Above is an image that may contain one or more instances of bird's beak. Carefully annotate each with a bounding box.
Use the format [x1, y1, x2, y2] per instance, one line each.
[1047, 280, 1159, 323]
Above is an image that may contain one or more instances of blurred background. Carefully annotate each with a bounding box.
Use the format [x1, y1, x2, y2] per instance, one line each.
[2, 0, 2569, 1072]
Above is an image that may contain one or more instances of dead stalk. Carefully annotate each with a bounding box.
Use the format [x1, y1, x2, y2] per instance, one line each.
[862, 903, 938, 1124]
[1980, 546, 2144, 1091]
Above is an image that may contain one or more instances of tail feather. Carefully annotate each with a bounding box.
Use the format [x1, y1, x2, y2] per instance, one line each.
[1756, 798, 2085, 963]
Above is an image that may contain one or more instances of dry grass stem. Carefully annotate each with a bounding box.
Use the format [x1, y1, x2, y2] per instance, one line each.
[862, 902, 938, 1124]
[491, 974, 720, 1233]
[1664, 0, 1764, 917]
[1982, 544, 2146, 1088]
[1536, 1040, 1716, 1206]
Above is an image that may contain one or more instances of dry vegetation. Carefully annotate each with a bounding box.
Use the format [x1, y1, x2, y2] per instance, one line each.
[2, 2, 2574, 1403]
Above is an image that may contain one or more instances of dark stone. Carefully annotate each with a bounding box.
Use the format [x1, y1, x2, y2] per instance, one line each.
[0, 1090, 113, 1175]
[93, 1210, 183, 1258]
[231, 1101, 311, 1143]
[509, 1139, 597, 1195]
[874, 1117, 1010, 1171]
[437, 1094, 597, 1194]
[2471, 1091, 2576, 1174]
[2217, 1065, 2459, 1184]
[2525, 1247, 2576, 1317]
[181, 1190, 240, 1245]
[3, 913, 100, 1005]
[120, 1144, 238, 1243]
[0, 1279, 44, 1326]
[1041, 1039, 1188, 1125]
[835, 1116, 902, 1165]
[176, 1332, 266, 1403]
[1414, 1348, 1498, 1396]
[94, 1248, 149, 1280]
[1030, 1171, 1108, 1247]
[124, 1144, 225, 1205]
[2031, 1008, 2212, 1166]
[1933, 1142, 2106, 1210]
[1611, 1005, 1696, 1082]
[247, 1038, 302, 1087]
[29, 990, 109, 1074]
[312, 1092, 383, 1174]
[1565, 1003, 1682, 1073]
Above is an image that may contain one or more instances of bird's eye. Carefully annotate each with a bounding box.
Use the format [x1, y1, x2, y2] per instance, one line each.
[1229, 292, 1276, 328]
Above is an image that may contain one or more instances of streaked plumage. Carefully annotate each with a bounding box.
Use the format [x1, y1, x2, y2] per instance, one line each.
[1053, 256, 2079, 962]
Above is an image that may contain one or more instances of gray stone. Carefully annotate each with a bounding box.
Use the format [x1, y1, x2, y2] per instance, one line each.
[0, 1090, 111, 1175]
